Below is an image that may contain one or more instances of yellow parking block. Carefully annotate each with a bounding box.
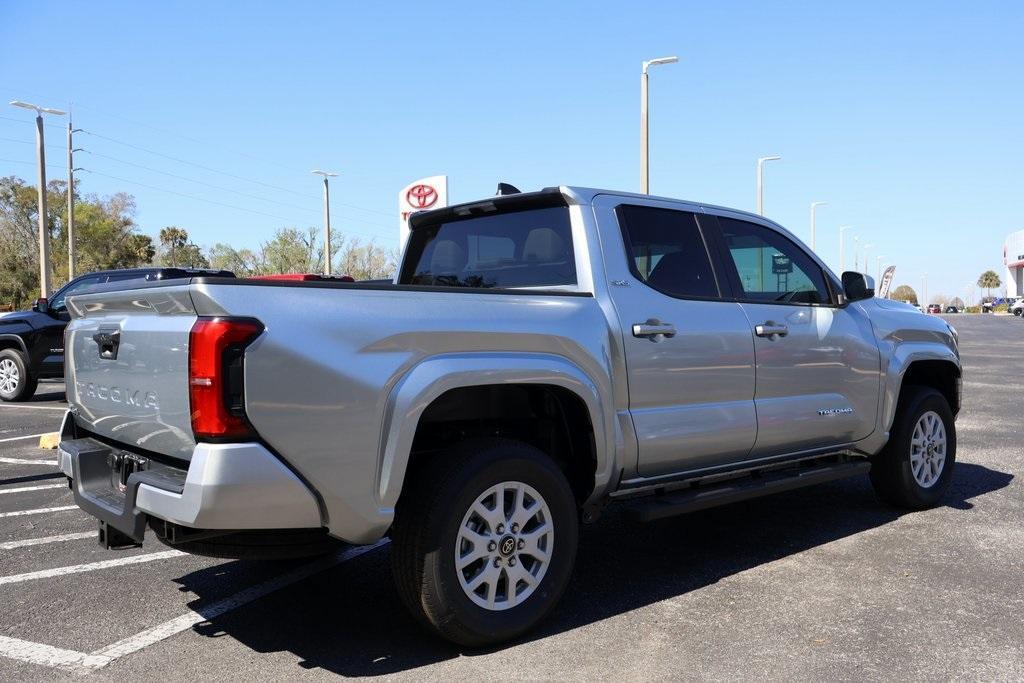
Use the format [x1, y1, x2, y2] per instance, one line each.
[37, 432, 60, 449]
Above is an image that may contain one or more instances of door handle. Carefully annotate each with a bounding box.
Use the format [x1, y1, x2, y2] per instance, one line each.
[632, 320, 677, 340]
[754, 323, 789, 339]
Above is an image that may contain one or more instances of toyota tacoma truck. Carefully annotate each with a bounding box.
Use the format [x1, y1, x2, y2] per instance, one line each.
[58, 187, 960, 646]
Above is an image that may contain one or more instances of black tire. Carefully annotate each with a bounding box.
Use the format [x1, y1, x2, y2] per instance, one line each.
[0, 348, 37, 402]
[870, 386, 956, 509]
[391, 438, 578, 647]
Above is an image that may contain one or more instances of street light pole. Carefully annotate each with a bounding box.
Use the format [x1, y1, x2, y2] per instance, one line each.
[10, 100, 66, 298]
[862, 243, 874, 276]
[640, 56, 678, 195]
[67, 116, 83, 279]
[756, 155, 781, 215]
[839, 226, 852, 272]
[311, 170, 338, 275]
[810, 201, 827, 250]
[853, 236, 861, 271]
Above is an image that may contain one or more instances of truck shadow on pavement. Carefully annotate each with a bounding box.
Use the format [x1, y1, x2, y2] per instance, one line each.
[173, 462, 1011, 676]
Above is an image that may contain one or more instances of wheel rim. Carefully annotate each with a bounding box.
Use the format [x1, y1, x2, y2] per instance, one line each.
[455, 480, 554, 611]
[0, 358, 19, 394]
[910, 410, 947, 488]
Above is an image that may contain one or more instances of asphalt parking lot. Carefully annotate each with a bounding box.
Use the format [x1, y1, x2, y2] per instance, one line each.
[1, 314, 1021, 681]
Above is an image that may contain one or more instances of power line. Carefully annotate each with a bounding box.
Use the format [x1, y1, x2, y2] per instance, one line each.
[84, 150, 321, 215]
[80, 168, 392, 242]
[80, 129, 321, 200]
[80, 128, 395, 219]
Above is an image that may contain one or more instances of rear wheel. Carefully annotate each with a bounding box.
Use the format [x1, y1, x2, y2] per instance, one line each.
[870, 386, 956, 509]
[391, 438, 578, 646]
[0, 349, 37, 402]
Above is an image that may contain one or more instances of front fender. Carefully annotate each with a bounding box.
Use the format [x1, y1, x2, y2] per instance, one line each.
[376, 352, 615, 510]
[880, 343, 960, 435]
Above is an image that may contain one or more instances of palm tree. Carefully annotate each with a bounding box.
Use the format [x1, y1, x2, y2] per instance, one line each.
[977, 270, 1001, 299]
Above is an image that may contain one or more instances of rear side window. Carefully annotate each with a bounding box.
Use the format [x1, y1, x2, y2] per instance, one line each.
[616, 205, 719, 299]
[403, 206, 575, 288]
[718, 217, 832, 305]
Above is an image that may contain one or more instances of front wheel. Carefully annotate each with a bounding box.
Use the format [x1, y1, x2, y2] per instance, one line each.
[870, 386, 956, 509]
[391, 438, 578, 646]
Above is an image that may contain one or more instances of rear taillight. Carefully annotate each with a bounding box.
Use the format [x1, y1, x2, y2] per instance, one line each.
[188, 317, 263, 440]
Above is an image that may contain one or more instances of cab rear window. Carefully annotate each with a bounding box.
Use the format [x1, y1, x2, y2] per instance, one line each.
[402, 206, 575, 289]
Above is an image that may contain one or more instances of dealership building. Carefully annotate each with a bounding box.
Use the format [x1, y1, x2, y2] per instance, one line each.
[1006, 230, 1024, 297]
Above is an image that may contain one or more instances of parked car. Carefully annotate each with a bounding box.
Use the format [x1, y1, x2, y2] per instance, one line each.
[1009, 298, 1024, 316]
[0, 267, 233, 401]
[927, 304, 942, 314]
[57, 186, 960, 646]
[944, 306, 960, 314]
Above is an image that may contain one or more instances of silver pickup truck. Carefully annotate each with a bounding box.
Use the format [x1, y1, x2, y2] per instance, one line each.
[58, 186, 961, 645]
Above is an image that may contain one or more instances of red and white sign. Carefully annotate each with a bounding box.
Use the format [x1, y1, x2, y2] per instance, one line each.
[399, 175, 448, 250]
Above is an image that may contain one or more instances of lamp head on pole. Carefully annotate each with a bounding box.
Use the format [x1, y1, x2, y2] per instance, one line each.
[9, 100, 66, 116]
[642, 56, 678, 73]
[311, 170, 339, 178]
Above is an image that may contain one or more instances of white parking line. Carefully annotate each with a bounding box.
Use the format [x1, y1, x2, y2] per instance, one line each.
[0, 404, 66, 411]
[84, 540, 388, 668]
[0, 483, 64, 495]
[0, 505, 77, 519]
[0, 457, 58, 466]
[0, 635, 87, 669]
[0, 531, 94, 551]
[0, 433, 49, 443]
[0, 540, 388, 672]
[0, 550, 185, 586]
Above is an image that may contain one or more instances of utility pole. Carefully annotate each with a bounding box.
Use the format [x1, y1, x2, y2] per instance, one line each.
[810, 201, 827, 250]
[640, 56, 678, 194]
[756, 155, 781, 215]
[312, 170, 338, 275]
[10, 100, 67, 298]
[67, 115, 83, 279]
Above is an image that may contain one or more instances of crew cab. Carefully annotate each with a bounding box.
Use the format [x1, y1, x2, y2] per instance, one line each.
[0, 267, 233, 401]
[57, 187, 960, 645]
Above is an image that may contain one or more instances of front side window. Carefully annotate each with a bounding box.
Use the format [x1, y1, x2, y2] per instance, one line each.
[403, 206, 575, 288]
[719, 217, 832, 305]
[616, 205, 719, 299]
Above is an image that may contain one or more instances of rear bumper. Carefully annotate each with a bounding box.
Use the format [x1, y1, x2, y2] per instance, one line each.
[58, 415, 323, 543]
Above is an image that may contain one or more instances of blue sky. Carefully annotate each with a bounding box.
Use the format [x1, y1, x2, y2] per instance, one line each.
[1, 1, 1021, 301]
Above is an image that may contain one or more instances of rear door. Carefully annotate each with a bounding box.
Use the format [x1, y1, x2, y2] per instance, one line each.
[708, 213, 881, 456]
[594, 196, 757, 478]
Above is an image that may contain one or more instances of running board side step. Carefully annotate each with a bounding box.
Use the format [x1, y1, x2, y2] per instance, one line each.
[619, 460, 871, 523]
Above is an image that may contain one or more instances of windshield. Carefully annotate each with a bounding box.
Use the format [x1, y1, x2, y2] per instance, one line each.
[401, 206, 576, 289]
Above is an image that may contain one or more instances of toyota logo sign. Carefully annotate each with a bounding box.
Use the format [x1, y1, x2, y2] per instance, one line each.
[406, 184, 438, 209]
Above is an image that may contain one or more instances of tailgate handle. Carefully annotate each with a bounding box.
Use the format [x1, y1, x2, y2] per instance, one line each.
[92, 330, 121, 360]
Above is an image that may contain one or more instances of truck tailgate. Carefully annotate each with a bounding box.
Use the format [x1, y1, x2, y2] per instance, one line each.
[65, 284, 197, 461]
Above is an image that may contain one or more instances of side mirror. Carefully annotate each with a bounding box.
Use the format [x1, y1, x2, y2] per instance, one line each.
[32, 297, 48, 313]
[842, 271, 875, 302]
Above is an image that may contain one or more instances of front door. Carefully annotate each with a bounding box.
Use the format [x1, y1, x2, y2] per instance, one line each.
[712, 214, 881, 457]
[594, 197, 757, 478]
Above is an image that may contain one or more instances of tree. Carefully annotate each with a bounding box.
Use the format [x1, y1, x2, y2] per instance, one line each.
[207, 243, 262, 276]
[890, 284, 918, 305]
[0, 175, 155, 308]
[336, 238, 398, 280]
[977, 270, 1001, 299]
[950, 297, 965, 309]
[157, 226, 208, 268]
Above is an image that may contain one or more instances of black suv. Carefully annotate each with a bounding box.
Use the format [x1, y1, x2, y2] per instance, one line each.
[0, 267, 233, 401]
